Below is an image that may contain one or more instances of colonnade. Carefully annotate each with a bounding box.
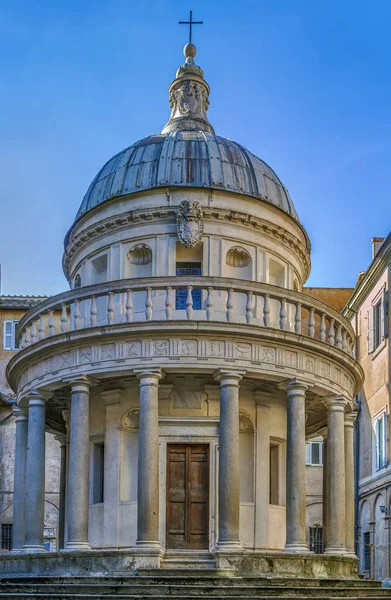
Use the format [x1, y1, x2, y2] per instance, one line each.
[12, 372, 356, 556]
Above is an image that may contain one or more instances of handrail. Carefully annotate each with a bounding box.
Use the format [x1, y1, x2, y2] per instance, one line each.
[15, 276, 356, 356]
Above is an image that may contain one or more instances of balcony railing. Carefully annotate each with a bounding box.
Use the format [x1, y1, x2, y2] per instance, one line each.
[16, 277, 355, 356]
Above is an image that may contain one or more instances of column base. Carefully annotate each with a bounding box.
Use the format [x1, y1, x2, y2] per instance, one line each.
[22, 545, 46, 554]
[216, 540, 243, 552]
[284, 543, 310, 553]
[324, 546, 347, 556]
[63, 541, 91, 551]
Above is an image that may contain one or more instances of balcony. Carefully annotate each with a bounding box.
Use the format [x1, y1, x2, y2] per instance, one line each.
[16, 276, 355, 356]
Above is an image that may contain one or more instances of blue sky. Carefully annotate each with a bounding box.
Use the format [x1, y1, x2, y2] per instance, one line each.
[0, 0, 390, 295]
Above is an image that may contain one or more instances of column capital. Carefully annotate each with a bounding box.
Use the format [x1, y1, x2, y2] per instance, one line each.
[25, 390, 48, 408]
[134, 368, 165, 386]
[344, 410, 358, 428]
[63, 375, 94, 393]
[12, 406, 28, 422]
[323, 395, 348, 412]
[278, 378, 308, 395]
[101, 388, 124, 406]
[213, 369, 245, 386]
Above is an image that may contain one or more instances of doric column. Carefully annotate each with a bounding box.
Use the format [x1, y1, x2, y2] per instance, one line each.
[24, 391, 47, 553]
[55, 433, 67, 551]
[12, 407, 28, 551]
[345, 410, 357, 557]
[102, 388, 123, 547]
[323, 396, 348, 555]
[318, 427, 328, 551]
[65, 376, 91, 550]
[214, 369, 245, 550]
[280, 379, 309, 553]
[254, 392, 271, 549]
[134, 368, 164, 549]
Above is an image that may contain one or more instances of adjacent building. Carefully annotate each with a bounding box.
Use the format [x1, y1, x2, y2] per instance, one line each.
[342, 235, 391, 580]
[0, 295, 59, 552]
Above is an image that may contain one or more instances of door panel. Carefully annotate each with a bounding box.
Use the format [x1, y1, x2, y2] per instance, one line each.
[166, 444, 209, 549]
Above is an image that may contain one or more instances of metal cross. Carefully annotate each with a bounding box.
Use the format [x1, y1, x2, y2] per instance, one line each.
[178, 11, 203, 44]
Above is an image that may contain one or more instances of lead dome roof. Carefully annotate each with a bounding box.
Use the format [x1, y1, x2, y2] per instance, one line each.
[72, 43, 299, 226]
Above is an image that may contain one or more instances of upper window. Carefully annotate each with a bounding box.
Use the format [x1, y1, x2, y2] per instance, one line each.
[374, 412, 387, 471]
[91, 254, 108, 284]
[1, 524, 12, 550]
[3, 321, 19, 350]
[305, 441, 323, 466]
[368, 286, 387, 354]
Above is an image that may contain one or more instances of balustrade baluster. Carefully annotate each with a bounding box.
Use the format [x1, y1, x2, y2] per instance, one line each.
[90, 296, 97, 327]
[145, 288, 153, 321]
[246, 291, 254, 324]
[165, 287, 173, 320]
[61, 303, 68, 333]
[226, 289, 234, 323]
[126, 290, 133, 323]
[206, 287, 213, 321]
[38, 314, 45, 340]
[294, 302, 302, 334]
[186, 286, 194, 320]
[263, 294, 270, 327]
[107, 292, 114, 325]
[31, 321, 37, 344]
[74, 299, 81, 330]
[327, 318, 335, 346]
[335, 323, 343, 349]
[279, 298, 287, 330]
[48, 310, 55, 337]
[342, 330, 348, 352]
[308, 308, 315, 338]
[320, 313, 326, 342]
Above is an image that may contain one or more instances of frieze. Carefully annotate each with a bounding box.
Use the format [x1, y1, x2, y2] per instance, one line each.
[15, 334, 357, 402]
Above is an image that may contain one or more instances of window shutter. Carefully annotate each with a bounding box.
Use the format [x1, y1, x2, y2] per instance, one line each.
[382, 287, 388, 340]
[375, 418, 380, 470]
[305, 443, 311, 465]
[13, 321, 19, 349]
[383, 412, 387, 467]
[311, 442, 320, 465]
[3, 321, 12, 350]
[368, 308, 374, 353]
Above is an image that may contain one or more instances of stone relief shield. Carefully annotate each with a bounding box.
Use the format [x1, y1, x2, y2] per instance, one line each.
[176, 199, 203, 248]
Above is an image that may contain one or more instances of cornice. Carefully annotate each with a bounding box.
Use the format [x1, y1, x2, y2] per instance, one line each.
[343, 232, 391, 320]
[62, 205, 311, 282]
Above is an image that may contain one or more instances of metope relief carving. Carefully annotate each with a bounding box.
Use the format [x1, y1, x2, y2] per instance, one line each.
[176, 200, 203, 248]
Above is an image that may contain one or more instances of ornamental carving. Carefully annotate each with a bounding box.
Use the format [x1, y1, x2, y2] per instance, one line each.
[176, 200, 203, 248]
[169, 81, 209, 121]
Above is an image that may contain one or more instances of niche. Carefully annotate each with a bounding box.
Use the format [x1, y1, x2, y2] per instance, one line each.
[91, 254, 108, 284]
[226, 245, 252, 280]
[268, 258, 285, 287]
[127, 244, 152, 278]
[239, 413, 254, 503]
[74, 273, 82, 289]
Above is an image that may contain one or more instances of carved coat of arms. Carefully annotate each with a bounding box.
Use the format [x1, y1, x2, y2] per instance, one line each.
[176, 200, 203, 248]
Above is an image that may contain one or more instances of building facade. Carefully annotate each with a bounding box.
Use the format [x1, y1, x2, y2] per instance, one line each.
[343, 234, 391, 580]
[0, 43, 363, 576]
[0, 296, 59, 553]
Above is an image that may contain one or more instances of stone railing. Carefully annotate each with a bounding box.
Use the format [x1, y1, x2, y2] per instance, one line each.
[16, 277, 355, 356]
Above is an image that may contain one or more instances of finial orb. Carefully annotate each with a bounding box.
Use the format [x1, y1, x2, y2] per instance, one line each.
[184, 43, 197, 59]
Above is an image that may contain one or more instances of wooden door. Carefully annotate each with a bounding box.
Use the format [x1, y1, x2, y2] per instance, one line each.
[166, 444, 209, 549]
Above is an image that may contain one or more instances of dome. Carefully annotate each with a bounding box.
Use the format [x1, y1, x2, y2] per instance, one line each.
[75, 131, 298, 222]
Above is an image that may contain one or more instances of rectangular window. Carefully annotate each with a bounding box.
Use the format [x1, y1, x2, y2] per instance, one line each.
[309, 526, 323, 554]
[269, 444, 279, 505]
[92, 443, 105, 504]
[368, 287, 387, 354]
[3, 321, 19, 350]
[363, 531, 371, 570]
[375, 412, 387, 471]
[176, 262, 202, 310]
[1, 524, 13, 550]
[305, 441, 323, 466]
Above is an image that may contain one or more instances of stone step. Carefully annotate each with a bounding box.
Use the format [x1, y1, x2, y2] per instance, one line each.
[0, 584, 389, 597]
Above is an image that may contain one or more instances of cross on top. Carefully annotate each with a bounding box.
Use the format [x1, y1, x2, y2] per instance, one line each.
[178, 10, 203, 44]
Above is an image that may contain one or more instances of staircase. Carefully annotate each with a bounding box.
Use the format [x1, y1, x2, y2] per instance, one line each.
[0, 571, 390, 600]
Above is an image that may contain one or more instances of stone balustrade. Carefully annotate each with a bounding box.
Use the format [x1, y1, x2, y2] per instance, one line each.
[16, 277, 355, 356]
